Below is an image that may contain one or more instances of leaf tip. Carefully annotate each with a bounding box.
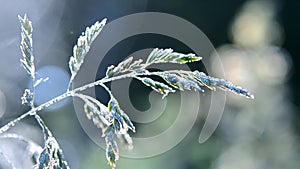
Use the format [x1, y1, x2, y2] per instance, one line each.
[102, 18, 108, 24]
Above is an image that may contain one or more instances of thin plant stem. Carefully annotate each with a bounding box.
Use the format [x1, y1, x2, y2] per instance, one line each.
[98, 83, 114, 99]
[0, 71, 142, 134]
[0, 68, 249, 134]
[34, 114, 52, 139]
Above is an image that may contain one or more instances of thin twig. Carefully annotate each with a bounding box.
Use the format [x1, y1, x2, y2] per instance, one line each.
[0, 71, 140, 134]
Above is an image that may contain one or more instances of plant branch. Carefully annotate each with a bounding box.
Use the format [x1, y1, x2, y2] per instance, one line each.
[34, 114, 52, 139]
[0, 67, 253, 135]
[0, 71, 139, 134]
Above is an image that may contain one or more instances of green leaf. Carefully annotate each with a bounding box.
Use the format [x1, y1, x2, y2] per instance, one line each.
[146, 48, 202, 65]
[18, 14, 35, 79]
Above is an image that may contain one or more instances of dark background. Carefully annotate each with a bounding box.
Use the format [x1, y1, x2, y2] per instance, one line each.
[60, 0, 299, 112]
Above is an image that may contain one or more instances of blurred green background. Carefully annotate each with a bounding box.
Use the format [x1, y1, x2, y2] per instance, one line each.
[0, 0, 299, 168]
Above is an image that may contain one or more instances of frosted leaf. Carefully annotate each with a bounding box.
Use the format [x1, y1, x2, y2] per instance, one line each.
[159, 72, 204, 92]
[34, 137, 70, 169]
[105, 131, 119, 169]
[106, 57, 146, 78]
[193, 71, 254, 98]
[136, 77, 175, 98]
[84, 103, 110, 130]
[73, 92, 133, 169]
[68, 18, 107, 87]
[32, 115, 70, 169]
[146, 48, 202, 65]
[108, 98, 135, 133]
[18, 15, 35, 79]
[73, 93, 110, 133]
[146, 70, 254, 99]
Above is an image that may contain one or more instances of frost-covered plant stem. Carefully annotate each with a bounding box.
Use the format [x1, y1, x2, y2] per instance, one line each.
[0, 15, 253, 169]
[0, 69, 209, 133]
[0, 67, 254, 135]
[0, 71, 146, 133]
[0, 72, 133, 133]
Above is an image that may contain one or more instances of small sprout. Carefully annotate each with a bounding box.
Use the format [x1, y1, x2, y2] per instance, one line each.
[21, 89, 33, 105]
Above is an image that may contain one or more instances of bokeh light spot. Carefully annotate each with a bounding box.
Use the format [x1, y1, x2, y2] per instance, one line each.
[28, 66, 70, 110]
